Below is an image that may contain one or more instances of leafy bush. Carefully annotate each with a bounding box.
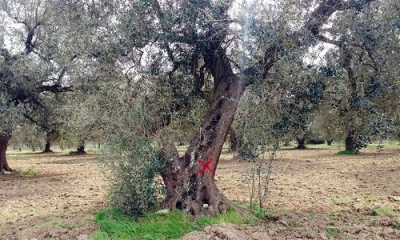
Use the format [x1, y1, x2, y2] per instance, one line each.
[353, 130, 371, 152]
[237, 139, 259, 160]
[99, 100, 167, 217]
[101, 136, 165, 217]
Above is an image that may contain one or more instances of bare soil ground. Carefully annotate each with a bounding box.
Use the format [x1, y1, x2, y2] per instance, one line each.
[1, 145, 400, 240]
[0, 151, 107, 240]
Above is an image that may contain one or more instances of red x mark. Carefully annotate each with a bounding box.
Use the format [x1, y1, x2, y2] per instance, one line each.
[198, 157, 213, 174]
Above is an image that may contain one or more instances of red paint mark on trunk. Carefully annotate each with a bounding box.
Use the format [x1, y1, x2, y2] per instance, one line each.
[198, 157, 213, 174]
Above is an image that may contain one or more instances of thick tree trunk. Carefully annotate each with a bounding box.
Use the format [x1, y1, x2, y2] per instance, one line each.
[43, 131, 58, 153]
[345, 130, 355, 151]
[0, 130, 13, 173]
[160, 75, 244, 216]
[327, 139, 333, 146]
[296, 137, 307, 149]
[43, 141, 52, 153]
[76, 145, 86, 155]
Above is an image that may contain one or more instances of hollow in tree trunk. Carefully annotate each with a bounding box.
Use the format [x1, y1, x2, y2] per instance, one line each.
[0, 130, 13, 173]
[160, 75, 244, 216]
[296, 137, 307, 149]
[345, 130, 355, 151]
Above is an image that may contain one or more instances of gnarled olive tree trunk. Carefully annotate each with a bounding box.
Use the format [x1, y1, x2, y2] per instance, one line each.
[0, 130, 13, 173]
[44, 140, 52, 153]
[160, 75, 244, 216]
[296, 137, 307, 149]
[345, 130, 355, 151]
[43, 130, 58, 153]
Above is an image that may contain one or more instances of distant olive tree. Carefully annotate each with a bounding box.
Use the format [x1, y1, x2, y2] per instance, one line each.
[315, 0, 400, 152]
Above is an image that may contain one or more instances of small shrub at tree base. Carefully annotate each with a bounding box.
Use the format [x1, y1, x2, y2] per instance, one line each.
[104, 142, 163, 216]
[100, 134, 165, 217]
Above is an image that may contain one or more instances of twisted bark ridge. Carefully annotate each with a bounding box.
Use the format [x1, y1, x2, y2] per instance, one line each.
[158, 0, 376, 216]
[160, 76, 244, 215]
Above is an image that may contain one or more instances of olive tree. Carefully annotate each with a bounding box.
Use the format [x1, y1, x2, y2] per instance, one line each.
[99, 0, 381, 216]
[0, 0, 97, 172]
[316, 0, 400, 151]
[0, 0, 74, 171]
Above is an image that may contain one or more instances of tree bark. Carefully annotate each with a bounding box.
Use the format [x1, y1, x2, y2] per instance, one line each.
[43, 141, 52, 153]
[160, 75, 244, 216]
[0, 130, 13, 173]
[76, 145, 86, 155]
[43, 131, 57, 153]
[296, 137, 307, 149]
[345, 130, 355, 151]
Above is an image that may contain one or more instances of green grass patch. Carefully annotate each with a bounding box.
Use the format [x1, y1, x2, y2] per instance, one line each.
[51, 221, 72, 230]
[325, 226, 343, 237]
[16, 166, 39, 177]
[330, 194, 348, 206]
[337, 150, 359, 155]
[370, 205, 398, 217]
[281, 219, 299, 228]
[93, 207, 259, 240]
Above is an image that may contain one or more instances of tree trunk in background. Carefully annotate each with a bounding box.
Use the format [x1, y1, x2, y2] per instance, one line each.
[43, 131, 58, 153]
[228, 127, 240, 152]
[160, 75, 244, 216]
[296, 137, 307, 149]
[76, 145, 86, 154]
[43, 141, 52, 153]
[0, 130, 13, 173]
[345, 130, 355, 151]
[327, 139, 333, 146]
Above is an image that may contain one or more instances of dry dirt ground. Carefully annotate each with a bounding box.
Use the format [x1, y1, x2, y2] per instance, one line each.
[1, 145, 400, 240]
